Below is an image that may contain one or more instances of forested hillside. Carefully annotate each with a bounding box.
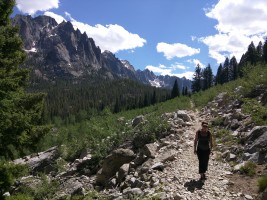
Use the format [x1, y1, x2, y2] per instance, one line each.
[29, 78, 172, 123]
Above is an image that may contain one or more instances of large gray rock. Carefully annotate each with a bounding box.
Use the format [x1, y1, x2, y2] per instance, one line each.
[13, 146, 59, 174]
[246, 126, 267, 154]
[141, 143, 158, 158]
[132, 115, 145, 127]
[176, 110, 191, 122]
[96, 148, 135, 185]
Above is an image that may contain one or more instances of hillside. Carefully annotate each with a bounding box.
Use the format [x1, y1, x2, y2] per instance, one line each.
[2, 65, 267, 199]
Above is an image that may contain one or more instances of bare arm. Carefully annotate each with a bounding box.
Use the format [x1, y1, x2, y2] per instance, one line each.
[209, 132, 213, 150]
[194, 131, 198, 154]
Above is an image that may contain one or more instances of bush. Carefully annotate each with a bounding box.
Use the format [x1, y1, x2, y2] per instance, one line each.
[0, 161, 29, 195]
[240, 161, 256, 176]
[6, 194, 34, 200]
[133, 116, 170, 149]
[242, 98, 267, 126]
[258, 175, 267, 192]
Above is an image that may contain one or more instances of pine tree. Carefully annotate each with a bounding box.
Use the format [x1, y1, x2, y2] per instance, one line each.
[191, 64, 202, 93]
[256, 41, 263, 62]
[202, 64, 213, 90]
[215, 64, 223, 85]
[222, 57, 230, 83]
[171, 79, 179, 98]
[246, 41, 257, 65]
[263, 39, 267, 63]
[0, 0, 48, 159]
[151, 90, 157, 105]
[229, 56, 238, 81]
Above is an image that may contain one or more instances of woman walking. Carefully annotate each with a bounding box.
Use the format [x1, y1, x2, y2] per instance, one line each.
[194, 121, 213, 180]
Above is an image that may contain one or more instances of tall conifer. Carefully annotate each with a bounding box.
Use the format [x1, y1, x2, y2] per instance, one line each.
[0, 0, 48, 159]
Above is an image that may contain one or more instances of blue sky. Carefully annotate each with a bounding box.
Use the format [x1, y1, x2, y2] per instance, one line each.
[14, 0, 267, 79]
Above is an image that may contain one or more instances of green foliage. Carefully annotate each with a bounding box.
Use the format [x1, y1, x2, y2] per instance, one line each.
[211, 117, 224, 126]
[0, 0, 49, 159]
[214, 128, 237, 147]
[171, 79, 179, 98]
[133, 115, 170, 149]
[258, 175, 267, 192]
[15, 174, 59, 200]
[0, 161, 29, 195]
[240, 161, 256, 176]
[30, 78, 171, 123]
[70, 190, 102, 200]
[6, 194, 34, 200]
[34, 175, 59, 200]
[37, 95, 190, 167]
[242, 98, 267, 126]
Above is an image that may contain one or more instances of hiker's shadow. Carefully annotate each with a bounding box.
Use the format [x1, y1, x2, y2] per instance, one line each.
[184, 179, 204, 192]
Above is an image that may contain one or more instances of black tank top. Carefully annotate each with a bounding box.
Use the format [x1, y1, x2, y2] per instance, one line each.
[197, 130, 210, 150]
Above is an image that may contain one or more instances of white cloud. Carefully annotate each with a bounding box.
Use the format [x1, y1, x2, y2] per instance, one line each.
[187, 59, 205, 68]
[202, 0, 267, 63]
[61, 13, 146, 53]
[157, 42, 200, 60]
[146, 65, 172, 76]
[44, 11, 66, 24]
[16, 0, 59, 15]
[173, 71, 195, 80]
[145, 64, 194, 80]
[206, 0, 267, 35]
[171, 63, 186, 70]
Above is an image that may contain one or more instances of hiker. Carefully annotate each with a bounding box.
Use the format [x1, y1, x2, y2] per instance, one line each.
[194, 121, 213, 180]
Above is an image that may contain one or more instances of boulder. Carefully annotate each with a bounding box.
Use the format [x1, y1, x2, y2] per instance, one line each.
[96, 148, 135, 185]
[141, 143, 158, 158]
[176, 110, 191, 122]
[132, 115, 144, 127]
[246, 126, 267, 154]
[118, 163, 130, 183]
[13, 146, 59, 174]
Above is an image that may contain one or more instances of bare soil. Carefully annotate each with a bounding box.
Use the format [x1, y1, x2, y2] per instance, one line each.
[226, 164, 267, 200]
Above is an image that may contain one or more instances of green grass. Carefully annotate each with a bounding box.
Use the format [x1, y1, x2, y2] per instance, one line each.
[240, 161, 256, 176]
[258, 175, 267, 192]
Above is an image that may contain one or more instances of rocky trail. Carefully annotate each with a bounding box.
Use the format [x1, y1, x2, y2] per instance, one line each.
[98, 109, 256, 200]
[137, 110, 250, 200]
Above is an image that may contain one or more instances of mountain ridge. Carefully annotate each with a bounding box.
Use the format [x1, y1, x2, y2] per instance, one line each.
[13, 14, 191, 90]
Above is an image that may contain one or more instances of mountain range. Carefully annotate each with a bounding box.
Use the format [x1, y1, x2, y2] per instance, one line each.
[12, 15, 191, 90]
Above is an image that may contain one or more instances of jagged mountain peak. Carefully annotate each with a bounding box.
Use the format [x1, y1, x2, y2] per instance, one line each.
[13, 14, 191, 90]
[120, 60, 135, 72]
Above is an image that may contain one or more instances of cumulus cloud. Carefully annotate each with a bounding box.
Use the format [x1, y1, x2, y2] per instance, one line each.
[202, 0, 267, 63]
[60, 13, 146, 53]
[187, 59, 205, 68]
[145, 64, 193, 79]
[44, 11, 66, 24]
[157, 42, 200, 60]
[206, 0, 267, 35]
[16, 0, 59, 15]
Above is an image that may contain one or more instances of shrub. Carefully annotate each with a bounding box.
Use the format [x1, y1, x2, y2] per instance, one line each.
[258, 175, 267, 192]
[0, 161, 29, 195]
[211, 117, 224, 126]
[132, 116, 170, 149]
[240, 161, 256, 176]
[6, 194, 34, 200]
[242, 98, 267, 126]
